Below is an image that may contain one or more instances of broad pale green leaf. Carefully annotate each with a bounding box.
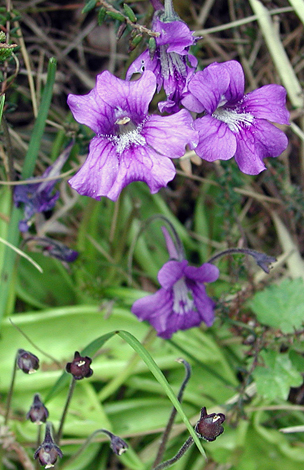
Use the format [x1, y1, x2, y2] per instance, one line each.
[253, 350, 302, 400]
[249, 278, 304, 333]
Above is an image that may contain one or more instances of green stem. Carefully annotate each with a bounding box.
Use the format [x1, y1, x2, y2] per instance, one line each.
[56, 378, 75, 443]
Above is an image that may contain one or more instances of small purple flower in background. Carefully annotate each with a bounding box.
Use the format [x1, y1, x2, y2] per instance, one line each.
[131, 227, 219, 339]
[14, 144, 71, 232]
[182, 60, 290, 175]
[126, 14, 197, 113]
[67, 71, 198, 201]
[34, 422, 63, 468]
[26, 393, 49, 424]
[26, 237, 78, 263]
[17, 349, 39, 374]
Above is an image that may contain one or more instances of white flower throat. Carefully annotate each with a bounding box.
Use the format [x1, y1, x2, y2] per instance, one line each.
[213, 107, 254, 133]
[104, 113, 146, 154]
[172, 278, 194, 314]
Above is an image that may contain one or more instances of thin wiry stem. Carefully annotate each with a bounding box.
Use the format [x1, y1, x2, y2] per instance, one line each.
[207, 248, 276, 274]
[56, 377, 76, 443]
[153, 436, 194, 470]
[153, 360, 191, 468]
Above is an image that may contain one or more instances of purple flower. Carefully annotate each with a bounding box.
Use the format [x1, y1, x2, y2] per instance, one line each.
[67, 71, 198, 201]
[14, 145, 71, 232]
[126, 15, 197, 113]
[131, 227, 219, 339]
[17, 349, 39, 374]
[26, 393, 49, 424]
[66, 351, 93, 380]
[182, 60, 290, 175]
[195, 407, 225, 442]
[28, 237, 79, 263]
[34, 422, 63, 468]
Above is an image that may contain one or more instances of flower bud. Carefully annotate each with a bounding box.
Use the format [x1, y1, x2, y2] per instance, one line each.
[34, 422, 63, 468]
[66, 351, 93, 380]
[27, 394, 49, 424]
[100, 429, 128, 455]
[195, 407, 225, 442]
[17, 349, 39, 374]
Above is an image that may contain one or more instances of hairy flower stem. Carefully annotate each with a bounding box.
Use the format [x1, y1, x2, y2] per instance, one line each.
[164, 0, 177, 19]
[4, 352, 18, 425]
[153, 360, 191, 468]
[153, 436, 194, 470]
[207, 248, 276, 274]
[56, 377, 76, 443]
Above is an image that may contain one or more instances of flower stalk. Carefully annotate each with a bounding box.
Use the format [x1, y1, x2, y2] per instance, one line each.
[153, 359, 191, 468]
[56, 377, 75, 443]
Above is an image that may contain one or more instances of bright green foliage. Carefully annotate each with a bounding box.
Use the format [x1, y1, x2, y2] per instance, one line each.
[252, 350, 302, 400]
[249, 278, 304, 333]
[123, 3, 137, 22]
[82, 0, 97, 14]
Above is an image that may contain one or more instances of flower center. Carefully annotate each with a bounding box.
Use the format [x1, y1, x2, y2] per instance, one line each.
[213, 107, 254, 133]
[159, 46, 188, 82]
[103, 111, 146, 155]
[172, 278, 194, 315]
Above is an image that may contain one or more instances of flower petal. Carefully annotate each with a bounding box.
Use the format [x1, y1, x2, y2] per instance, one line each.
[234, 119, 288, 174]
[188, 282, 215, 327]
[243, 85, 290, 125]
[95, 70, 157, 120]
[126, 50, 162, 91]
[187, 65, 230, 114]
[131, 289, 174, 336]
[106, 144, 176, 201]
[68, 137, 118, 200]
[222, 60, 245, 102]
[194, 116, 237, 162]
[67, 88, 112, 134]
[161, 226, 179, 260]
[143, 109, 198, 156]
[184, 263, 220, 283]
[158, 260, 187, 289]
[154, 19, 196, 53]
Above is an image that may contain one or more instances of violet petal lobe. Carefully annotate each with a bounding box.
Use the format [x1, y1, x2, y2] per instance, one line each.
[154, 19, 196, 53]
[67, 89, 111, 135]
[234, 120, 288, 175]
[194, 116, 237, 162]
[143, 109, 198, 155]
[95, 70, 156, 120]
[158, 260, 187, 289]
[187, 67, 230, 114]
[105, 145, 176, 201]
[189, 281, 215, 327]
[68, 138, 118, 200]
[242, 84, 290, 124]
[161, 226, 179, 260]
[184, 263, 220, 283]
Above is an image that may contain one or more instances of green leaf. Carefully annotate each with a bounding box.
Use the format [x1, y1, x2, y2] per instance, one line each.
[82, 0, 97, 14]
[0, 57, 57, 321]
[117, 330, 207, 459]
[123, 3, 137, 22]
[106, 10, 126, 22]
[249, 278, 304, 333]
[253, 350, 303, 400]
